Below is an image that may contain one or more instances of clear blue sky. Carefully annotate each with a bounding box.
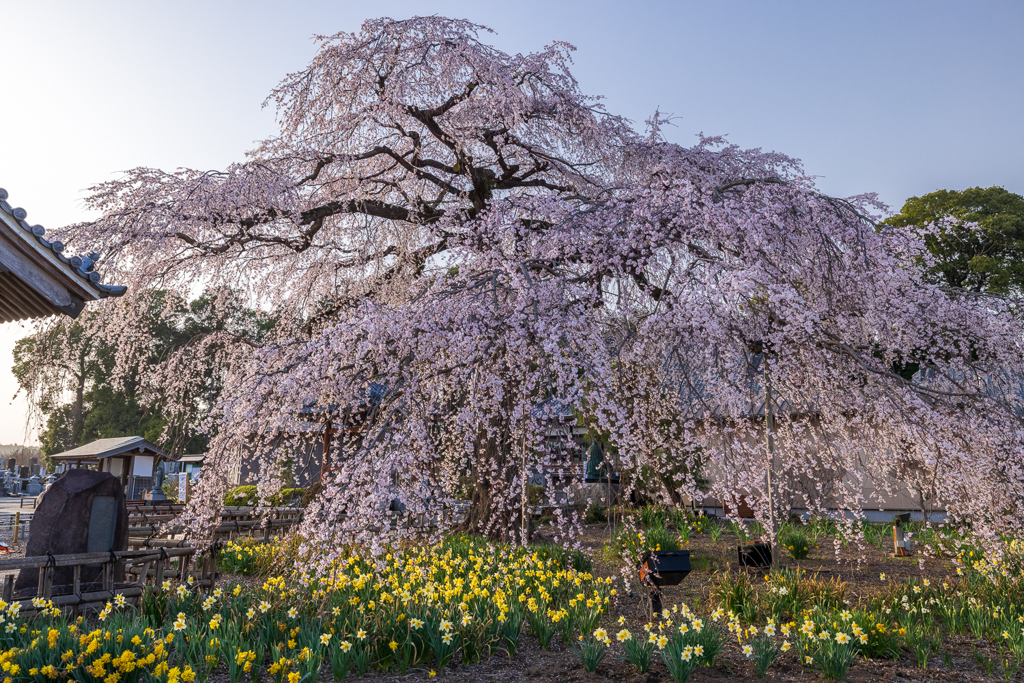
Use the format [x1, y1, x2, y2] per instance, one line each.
[1, 0, 1021, 444]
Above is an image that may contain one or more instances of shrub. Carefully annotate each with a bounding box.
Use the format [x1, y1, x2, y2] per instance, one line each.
[710, 570, 758, 622]
[639, 504, 667, 529]
[799, 622, 857, 680]
[849, 609, 901, 660]
[763, 568, 809, 621]
[528, 484, 546, 506]
[689, 513, 711, 535]
[223, 485, 259, 506]
[223, 485, 306, 507]
[161, 480, 179, 502]
[729, 520, 750, 544]
[803, 573, 848, 613]
[748, 632, 781, 678]
[276, 487, 306, 506]
[782, 527, 811, 560]
[585, 502, 608, 524]
[217, 537, 275, 575]
[621, 630, 654, 672]
[533, 543, 593, 573]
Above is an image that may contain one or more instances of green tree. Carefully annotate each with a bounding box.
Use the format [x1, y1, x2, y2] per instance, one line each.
[884, 186, 1024, 295]
[13, 289, 273, 457]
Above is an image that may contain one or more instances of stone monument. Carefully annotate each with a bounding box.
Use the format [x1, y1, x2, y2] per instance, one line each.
[145, 464, 168, 502]
[25, 475, 42, 496]
[15, 470, 129, 593]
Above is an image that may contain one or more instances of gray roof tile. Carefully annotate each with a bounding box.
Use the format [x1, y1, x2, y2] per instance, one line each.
[0, 187, 126, 297]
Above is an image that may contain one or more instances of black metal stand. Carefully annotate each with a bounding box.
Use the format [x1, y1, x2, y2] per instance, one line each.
[650, 589, 663, 617]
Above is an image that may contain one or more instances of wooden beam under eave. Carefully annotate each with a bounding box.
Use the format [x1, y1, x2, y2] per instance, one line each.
[0, 273, 48, 321]
[2, 271, 58, 319]
[0, 284, 25, 322]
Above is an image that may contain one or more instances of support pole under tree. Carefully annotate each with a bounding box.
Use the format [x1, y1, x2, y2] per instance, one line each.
[320, 418, 332, 485]
[764, 357, 781, 566]
[520, 429, 528, 545]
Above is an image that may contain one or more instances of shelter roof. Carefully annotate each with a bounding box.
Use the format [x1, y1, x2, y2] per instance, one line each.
[0, 186, 126, 322]
[50, 436, 170, 462]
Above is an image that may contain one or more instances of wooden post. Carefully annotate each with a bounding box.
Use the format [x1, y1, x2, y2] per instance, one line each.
[764, 355, 781, 567]
[893, 524, 908, 556]
[73, 565, 81, 595]
[204, 551, 214, 593]
[2, 575, 11, 603]
[320, 419, 332, 484]
[210, 551, 217, 593]
[13, 512, 19, 544]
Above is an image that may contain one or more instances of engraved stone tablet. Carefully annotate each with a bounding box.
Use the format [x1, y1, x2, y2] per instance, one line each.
[15, 470, 128, 593]
[87, 496, 117, 553]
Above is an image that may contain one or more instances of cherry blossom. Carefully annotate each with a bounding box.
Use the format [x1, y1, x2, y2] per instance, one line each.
[32, 16, 1024, 559]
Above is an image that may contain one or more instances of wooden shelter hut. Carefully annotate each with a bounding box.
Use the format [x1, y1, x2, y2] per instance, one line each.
[50, 436, 172, 501]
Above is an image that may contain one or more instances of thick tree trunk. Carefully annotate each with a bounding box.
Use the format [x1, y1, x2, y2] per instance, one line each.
[461, 429, 531, 543]
[67, 355, 86, 450]
[659, 471, 685, 507]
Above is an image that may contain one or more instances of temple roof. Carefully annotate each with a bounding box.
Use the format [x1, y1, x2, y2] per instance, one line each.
[0, 186, 125, 322]
[49, 436, 170, 462]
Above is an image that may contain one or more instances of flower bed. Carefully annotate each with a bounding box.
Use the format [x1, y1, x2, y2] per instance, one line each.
[2, 527, 1024, 682]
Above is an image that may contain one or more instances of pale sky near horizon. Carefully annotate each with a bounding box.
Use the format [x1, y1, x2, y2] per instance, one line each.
[0, 1, 1022, 445]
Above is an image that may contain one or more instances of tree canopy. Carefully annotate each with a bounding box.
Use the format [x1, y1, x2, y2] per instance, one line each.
[14, 289, 273, 457]
[34, 16, 1024, 557]
[884, 186, 1024, 296]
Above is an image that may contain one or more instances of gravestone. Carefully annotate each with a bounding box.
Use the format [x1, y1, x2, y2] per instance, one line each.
[145, 464, 168, 502]
[15, 470, 128, 593]
[25, 475, 42, 496]
[18, 466, 28, 479]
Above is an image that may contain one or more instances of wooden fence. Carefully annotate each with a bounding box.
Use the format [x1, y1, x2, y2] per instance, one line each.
[0, 545, 215, 615]
[126, 506, 303, 548]
[0, 504, 304, 614]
